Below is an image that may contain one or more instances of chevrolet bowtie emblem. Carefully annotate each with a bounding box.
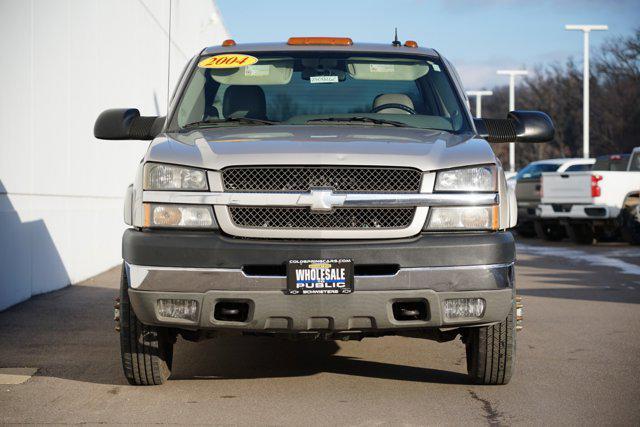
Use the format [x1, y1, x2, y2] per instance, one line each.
[297, 189, 347, 211]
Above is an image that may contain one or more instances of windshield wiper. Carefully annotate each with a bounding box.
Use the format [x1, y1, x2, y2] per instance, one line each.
[306, 116, 411, 127]
[183, 117, 277, 128]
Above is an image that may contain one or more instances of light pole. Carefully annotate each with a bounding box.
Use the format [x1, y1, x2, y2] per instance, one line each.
[497, 69, 528, 173]
[565, 24, 608, 159]
[466, 90, 493, 118]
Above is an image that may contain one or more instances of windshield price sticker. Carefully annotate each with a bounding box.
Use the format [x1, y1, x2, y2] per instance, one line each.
[244, 64, 270, 76]
[370, 63, 395, 73]
[198, 54, 259, 69]
[310, 75, 339, 84]
[286, 259, 354, 295]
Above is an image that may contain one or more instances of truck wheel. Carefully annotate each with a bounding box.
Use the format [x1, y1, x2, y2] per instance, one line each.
[621, 206, 640, 245]
[533, 220, 564, 241]
[464, 303, 516, 385]
[515, 224, 536, 238]
[566, 223, 594, 245]
[119, 264, 175, 385]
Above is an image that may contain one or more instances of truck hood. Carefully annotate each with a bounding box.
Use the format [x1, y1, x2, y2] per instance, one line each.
[146, 125, 497, 171]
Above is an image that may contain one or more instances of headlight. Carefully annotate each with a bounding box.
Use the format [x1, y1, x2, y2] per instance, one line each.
[425, 206, 499, 231]
[144, 203, 216, 228]
[144, 163, 208, 191]
[435, 165, 496, 192]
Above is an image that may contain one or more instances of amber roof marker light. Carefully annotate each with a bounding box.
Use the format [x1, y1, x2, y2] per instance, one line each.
[404, 40, 418, 48]
[287, 37, 353, 46]
[221, 39, 236, 46]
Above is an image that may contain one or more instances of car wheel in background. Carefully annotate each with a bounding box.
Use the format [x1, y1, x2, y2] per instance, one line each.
[566, 222, 594, 245]
[515, 223, 536, 238]
[621, 205, 640, 245]
[593, 225, 620, 243]
[534, 220, 565, 241]
[119, 264, 175, 385]
[464, 301, 516, 385]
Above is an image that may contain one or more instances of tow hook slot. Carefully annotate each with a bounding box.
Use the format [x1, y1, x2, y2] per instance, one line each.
[516, 296, 523, 331]
[214, 301, 250, 322]
[392, 300, 429, 321]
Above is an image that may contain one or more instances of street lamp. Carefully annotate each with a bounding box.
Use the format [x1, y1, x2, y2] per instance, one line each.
[565, 24, 608, 159]
[497, 69, 528, 173]
[466, 90, 493, 118]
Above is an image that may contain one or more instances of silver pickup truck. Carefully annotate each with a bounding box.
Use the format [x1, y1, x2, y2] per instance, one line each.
[94, 37, 554, 386]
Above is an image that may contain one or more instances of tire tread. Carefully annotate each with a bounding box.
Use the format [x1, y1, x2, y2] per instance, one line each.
[466, 301, 516, 385]
[118, 264, 173, 386]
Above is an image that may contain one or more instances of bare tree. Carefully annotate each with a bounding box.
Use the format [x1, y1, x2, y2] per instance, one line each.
[478, 28, 640, 168]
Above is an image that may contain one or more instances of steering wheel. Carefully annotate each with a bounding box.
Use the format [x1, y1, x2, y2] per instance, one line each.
[371, 103, 417, 114]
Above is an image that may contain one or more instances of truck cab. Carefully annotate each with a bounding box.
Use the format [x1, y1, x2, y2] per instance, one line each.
[94, 37, 554, 385]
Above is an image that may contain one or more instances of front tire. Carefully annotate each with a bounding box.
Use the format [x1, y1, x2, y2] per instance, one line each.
[464, 303, 516, 385]
[119, 264, 175, 385]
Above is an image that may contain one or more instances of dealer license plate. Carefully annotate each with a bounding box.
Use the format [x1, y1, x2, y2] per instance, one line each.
[286, 259, 354, 295]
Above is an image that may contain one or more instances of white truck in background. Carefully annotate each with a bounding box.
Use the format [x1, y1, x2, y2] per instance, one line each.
[538, 148, 640, 244]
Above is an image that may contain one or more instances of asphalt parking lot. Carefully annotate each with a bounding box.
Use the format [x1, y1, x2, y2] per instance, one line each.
[1, 237, 639, 425]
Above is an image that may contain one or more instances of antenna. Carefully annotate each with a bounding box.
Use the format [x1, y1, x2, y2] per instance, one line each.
[392, 27, 401, 47]
[166, 0, 172, 114]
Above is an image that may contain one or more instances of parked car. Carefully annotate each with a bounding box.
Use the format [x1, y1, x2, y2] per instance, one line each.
[538, 149, 640, 244]
[94, 37, 554, 385]
[511, 158, 594, 237]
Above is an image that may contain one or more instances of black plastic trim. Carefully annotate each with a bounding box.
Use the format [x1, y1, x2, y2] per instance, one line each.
[122, 229, 515, 269]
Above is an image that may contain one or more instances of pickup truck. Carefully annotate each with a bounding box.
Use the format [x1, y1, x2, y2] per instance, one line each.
[94, 37, 554, 386]
[538, 149, 640, 244]
[510, 158, 594, 238]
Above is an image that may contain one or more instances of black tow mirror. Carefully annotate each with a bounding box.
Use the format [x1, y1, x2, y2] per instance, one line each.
[474, 110, 554, 143]
[94, 108, 165, 140]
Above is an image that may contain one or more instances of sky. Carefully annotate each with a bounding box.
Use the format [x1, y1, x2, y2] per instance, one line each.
[216, 0, 639, 88]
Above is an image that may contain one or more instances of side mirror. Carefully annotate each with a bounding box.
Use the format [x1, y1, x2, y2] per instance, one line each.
[94, 108, 165, 140]
[474, 110, 554, 143]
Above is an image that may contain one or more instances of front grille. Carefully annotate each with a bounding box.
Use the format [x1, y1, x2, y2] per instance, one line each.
[222, 166, 422, 193]
[229, 207, 415, 229]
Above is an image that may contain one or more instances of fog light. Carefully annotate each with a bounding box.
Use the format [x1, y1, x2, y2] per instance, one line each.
[443, 298, 485, 319]
[157, 299, 198, 321]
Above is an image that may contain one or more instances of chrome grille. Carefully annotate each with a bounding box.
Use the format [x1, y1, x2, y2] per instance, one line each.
[222, 166, 422, 193]
[229, 207, 416, 229]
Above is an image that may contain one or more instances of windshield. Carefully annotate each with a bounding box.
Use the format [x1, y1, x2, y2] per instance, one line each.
[170, 52, 470, 132]
[516, 163, 561, 180]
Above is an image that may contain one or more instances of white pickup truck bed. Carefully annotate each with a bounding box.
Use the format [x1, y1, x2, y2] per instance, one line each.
[539, 171, 640, 219]
[536, 149, 640, 244]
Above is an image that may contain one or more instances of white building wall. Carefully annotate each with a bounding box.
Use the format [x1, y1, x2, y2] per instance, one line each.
[0, 0, 229, 310]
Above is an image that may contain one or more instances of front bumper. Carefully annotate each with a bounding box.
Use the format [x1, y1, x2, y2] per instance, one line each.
[123, 230, 515, 331]
[128, 287, 513, 331]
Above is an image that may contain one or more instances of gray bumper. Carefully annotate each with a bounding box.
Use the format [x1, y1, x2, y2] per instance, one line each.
[124, 230, 515, 332]
[126, 262, 514, 331]
[128, 288, 513, 331]
[126, 262, 513, 293]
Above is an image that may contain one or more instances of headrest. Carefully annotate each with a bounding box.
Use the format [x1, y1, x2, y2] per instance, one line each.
[223, 85, 267, 119]
[372, 93, 414, 114]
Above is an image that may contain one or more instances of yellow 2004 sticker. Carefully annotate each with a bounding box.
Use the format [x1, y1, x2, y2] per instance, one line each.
[198, 54, 258, 69]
